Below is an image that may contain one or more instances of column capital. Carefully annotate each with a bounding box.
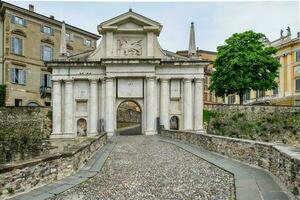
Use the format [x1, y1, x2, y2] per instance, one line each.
[160, 78, 170, 82]
[194, 78, 204, 83]
[65, 79, 74, 84]
[89, 78, 99, 83]
[52, 79, 62, 84]
[183, 78, 192, 82]
[146, 76, 156, 80]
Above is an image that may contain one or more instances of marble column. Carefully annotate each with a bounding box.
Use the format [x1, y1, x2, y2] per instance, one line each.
[52, 80, 61, 135]
[146, 76, 156, 135]
[89, 79, 98, 135]
[160, 78, 169, 129]
[286, 53, 292, 96]
[105, 77, 114, 136]
[279, 56, 284, 97]
[194, 78, 203, 131]
[183, 78, 193, 130]
[64, 80, 74, 135]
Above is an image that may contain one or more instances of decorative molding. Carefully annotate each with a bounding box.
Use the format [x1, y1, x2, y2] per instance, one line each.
[11, 29, 26, 37]
[41, 38, 54, 46]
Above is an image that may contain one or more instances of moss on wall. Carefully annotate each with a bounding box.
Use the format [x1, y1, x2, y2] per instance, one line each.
[206, 106, 300, 147]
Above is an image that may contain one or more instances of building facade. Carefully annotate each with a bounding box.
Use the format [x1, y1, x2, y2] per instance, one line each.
[47, 10, 207, 137]
[0, 2, 100, 106]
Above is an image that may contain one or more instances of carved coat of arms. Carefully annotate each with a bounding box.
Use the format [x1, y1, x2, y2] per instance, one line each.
[118, 39, 143, 56]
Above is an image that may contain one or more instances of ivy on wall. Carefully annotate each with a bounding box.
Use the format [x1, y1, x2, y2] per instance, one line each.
[0, 85, 6, 107]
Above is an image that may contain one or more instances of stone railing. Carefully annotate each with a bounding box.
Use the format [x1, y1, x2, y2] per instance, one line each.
[0, 133, 107, 199]
[161, 130, 300, 198]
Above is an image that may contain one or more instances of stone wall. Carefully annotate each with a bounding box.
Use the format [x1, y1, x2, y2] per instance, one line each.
[204, 104, 300, 117]
[0, 106, 52, 138]
[0, 133, 107, 199]
[161, 130, 300, 199]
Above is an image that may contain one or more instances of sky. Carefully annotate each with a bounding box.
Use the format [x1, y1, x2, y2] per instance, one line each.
[9, 1, 299, 52]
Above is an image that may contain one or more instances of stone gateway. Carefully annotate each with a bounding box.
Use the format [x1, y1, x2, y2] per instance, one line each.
[47, 10, 208, 138]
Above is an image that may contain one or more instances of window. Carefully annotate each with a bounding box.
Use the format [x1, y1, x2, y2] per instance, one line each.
[41, 45, 53, 61]
[243, 91, 250, 101]
[273, 86, 278, 95]
[228, 95, 235, 104]
[11, 37, 23, 55]
[66, 33, 73, 41]
[256, 90, 265, 98]
[41, 25, 54, 35]
[84, 39, 92, 47]
[296, 50, 300, 62]
[40, 74, 52, 87]
[10, 68, 26, 85]
[11, 16, 27, 26]
[295, 100, 300, 106]
[15, 99, 22, 107]
[296, 79, 300, 92]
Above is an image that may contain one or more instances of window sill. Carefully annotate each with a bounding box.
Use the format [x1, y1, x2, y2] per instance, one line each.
[10, 53, 25, 57]
[10, 82, 26, 86]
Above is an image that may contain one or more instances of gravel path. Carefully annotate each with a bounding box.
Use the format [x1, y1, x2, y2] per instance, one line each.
[51, 136, 235, 200]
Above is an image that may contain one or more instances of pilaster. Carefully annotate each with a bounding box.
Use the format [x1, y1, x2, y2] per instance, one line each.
[145, 76, 156, 135]
[105, 77, 114, 136]
[160, 78, 170, 130]
[183, 78, 193, 130]
[51, 80, 62, 136]
[89, 78, 98, 135]
[64, 79, 75, 136]
[194, 78, 204, 131]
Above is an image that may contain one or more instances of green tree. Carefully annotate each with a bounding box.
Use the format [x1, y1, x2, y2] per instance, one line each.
[210, 31, 280, 104]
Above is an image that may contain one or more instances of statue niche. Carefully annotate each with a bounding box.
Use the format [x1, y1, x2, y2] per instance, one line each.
[117, 38, 142, 56]
[77, 118, 87, 136]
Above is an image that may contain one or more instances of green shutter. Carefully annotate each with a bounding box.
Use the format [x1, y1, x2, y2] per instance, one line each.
[40, 74, 45, 87]
[11, 16, 15, 24]
[10, 68, 15, 83]
[19, 38, 23, 55]
[23, 19, 27, 27]
[40, 45, 44, 60]
[22, 70, 26, 85]
[11, 37, 15, 54]
[51, 28, 54, 36]
[40, 25, 44, 33]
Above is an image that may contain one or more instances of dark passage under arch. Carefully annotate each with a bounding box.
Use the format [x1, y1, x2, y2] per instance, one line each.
[116, 100, 142, 135]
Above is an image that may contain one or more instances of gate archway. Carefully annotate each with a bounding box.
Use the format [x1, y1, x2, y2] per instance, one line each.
[116, 100, 142, 135]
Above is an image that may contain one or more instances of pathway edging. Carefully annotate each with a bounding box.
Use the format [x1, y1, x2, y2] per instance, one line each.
[7, 137, 116, 200]
[158, 137, 291, 200]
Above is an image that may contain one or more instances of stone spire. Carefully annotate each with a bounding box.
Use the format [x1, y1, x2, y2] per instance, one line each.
[188, 22, 196, 58]
[60, 21, 67, 58]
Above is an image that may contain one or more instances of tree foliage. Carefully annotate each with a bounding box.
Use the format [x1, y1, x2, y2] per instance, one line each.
[209, 31, 280, 104]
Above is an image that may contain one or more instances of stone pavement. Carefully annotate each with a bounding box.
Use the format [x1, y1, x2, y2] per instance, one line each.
[8, 135, 291, 200]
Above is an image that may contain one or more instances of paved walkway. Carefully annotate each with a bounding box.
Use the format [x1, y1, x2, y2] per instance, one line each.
[9, 135, 290, 200]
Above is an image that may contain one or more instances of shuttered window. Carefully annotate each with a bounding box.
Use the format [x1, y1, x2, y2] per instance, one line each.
[11, 15, 27, 27]
[40, 74, 52, 87]
[11, 37, 23, 55]
[10, 68, 26, 85]
[228, 95, 235, 104]
[66, 33, 74, 41]
[296, 79, 300, 91]
[40, 25, 54, 36]
[41, 45, 53, 61]
[296, 50, 300, 62]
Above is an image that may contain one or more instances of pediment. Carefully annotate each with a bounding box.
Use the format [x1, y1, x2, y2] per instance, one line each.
[98, 10, 162, 35]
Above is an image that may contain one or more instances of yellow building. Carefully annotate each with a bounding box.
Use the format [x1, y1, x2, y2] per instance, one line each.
[0, 2, 100, 106]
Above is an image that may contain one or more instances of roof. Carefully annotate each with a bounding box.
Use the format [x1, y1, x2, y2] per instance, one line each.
[176, 49, 217, 55]
[0, 1, 100, 40]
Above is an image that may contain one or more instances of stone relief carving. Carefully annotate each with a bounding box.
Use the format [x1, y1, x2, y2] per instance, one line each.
[117, 39, 143, 56]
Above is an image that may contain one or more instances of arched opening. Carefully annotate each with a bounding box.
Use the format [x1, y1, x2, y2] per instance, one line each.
[116, 100, 142, 135]
[170, 116, 179, 130]
[77, 118, 87, 136]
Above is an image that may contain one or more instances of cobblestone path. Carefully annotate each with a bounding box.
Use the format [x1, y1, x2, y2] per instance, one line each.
[51, 136, 235, 200]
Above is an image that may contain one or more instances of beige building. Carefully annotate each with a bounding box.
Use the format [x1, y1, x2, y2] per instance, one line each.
[0, 2, 100, 106]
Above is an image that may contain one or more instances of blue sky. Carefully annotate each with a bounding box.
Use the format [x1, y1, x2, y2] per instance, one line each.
[10, 1, 299, 52]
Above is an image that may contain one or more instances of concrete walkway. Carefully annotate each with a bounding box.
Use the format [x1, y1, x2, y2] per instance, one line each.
[8, 135, 290, 200]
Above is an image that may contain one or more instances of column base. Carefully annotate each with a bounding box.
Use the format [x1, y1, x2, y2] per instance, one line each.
[194, 129, 206, 134]
[145, 130, 157, 135]
[106, 131, 114, 136]
[88, 133, 99, 137]
[50, 133, 76, 139]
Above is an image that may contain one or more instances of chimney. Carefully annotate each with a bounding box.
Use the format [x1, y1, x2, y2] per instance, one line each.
[49, 15, 55, 20]
[29, 4, 34, 12]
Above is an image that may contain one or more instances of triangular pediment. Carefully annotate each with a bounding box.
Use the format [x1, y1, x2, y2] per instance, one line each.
[98, 10, 162, 35]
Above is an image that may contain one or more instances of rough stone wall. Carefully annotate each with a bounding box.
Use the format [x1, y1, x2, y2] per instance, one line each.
[0, 133, 107, 199]
[161, 130, 300, 199]
[204, 104, 300, 117]
[0, 107, 52, 138]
